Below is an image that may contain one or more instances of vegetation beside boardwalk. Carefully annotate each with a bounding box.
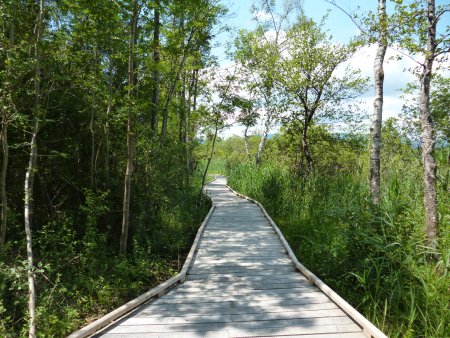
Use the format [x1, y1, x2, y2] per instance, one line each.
[201, 126, 449, 338]
[0, 167, 210, 336]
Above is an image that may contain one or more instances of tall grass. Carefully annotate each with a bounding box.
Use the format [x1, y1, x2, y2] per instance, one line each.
[228, 158, 449, 337]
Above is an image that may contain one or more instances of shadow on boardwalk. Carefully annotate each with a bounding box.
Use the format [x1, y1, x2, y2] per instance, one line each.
[95, 176, 366, 338]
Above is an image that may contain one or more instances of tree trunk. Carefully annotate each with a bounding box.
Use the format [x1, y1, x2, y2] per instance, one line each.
[192, 69, 199, 112]
[179, 71, 186, 143]
[244, 125, 251, 161]
[104, 57, 113, 182]
[120, 0, 138, 255]
[302, 114, 314, 173]
[255, 115, 271, 166]
[201, 112, 220, 193]
[0, 120, 8, 247]
[90, 108, 95, 187]
[0, 11, 14, 247]
[151, 0, 160, 138]
[24, 116, 39, 338]
[370, 0, 387, 206]
[420, 0, 438, 250]
[161, 28, 195, 139]
[24, 0, 44, 335]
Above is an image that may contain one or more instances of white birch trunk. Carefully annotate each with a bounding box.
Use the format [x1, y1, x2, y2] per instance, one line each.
[370, 0, 387, 206]
[24, 116, 39, 338]
[420, 0, 438, 250]
[255, 115, 271, 166]
[24, 0, 44, 335]
[244, 125, 251, 161]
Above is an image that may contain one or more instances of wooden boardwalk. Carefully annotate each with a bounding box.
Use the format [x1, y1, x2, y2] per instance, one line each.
[79, 176, 385, 338]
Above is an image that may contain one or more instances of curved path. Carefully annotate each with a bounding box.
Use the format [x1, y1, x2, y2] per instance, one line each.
[93, 176, 382, 338]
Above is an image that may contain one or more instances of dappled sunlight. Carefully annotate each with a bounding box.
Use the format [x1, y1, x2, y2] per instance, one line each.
[95, 177, 367, 337]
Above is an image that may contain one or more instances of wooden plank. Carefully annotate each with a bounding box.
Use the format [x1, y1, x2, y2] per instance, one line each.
[187, 270, 301, 280]
[151, 293, 330, 306]
[191, 259, 290, 266]
[227, 323, 363, 337]
[188, 264, 295, 275]
[117, 308, 347, 326]
[135, 302, 340, 318]
[98, 331, 228, 338]
[106, 316, 356, 334]
[176, 281, 311, 292]
[160, 285, 319, 300]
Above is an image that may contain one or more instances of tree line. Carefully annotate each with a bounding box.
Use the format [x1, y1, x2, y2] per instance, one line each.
[0, 0, 226, 336]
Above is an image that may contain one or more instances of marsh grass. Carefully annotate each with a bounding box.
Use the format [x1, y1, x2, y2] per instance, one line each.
[228, 157, 449, 337]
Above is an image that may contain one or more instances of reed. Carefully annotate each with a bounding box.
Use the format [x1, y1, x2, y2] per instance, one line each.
[227, 155, 449, 337]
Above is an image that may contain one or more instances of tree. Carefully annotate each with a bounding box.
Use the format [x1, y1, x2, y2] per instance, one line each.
[234, 96, 258, 161]
[392, 0, 449, 250]
[370, 0, 388, 206]
[120, 0, 139, 256]
[200, 67, 237, 190]
[277, 16, 368, 173]
[233, 0, 295, 166]
[24, 0, 45, 335]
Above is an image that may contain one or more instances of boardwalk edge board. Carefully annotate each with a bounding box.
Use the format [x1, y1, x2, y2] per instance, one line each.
[67, 185, 216, 338]
[225, 183, 387, 338]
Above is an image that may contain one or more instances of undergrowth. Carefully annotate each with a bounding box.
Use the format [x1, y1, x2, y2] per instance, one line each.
[0, 171, 210, 337]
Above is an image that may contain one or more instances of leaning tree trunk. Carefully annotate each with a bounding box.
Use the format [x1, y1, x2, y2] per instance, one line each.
[370, 0, 387, 206]
[420, 0, 438, 250]
[160, 29, 195, 140]
[201, 111, 220, 193]
[120, 0, 138, 256]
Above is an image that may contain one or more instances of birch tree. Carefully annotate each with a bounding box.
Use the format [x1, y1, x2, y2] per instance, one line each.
[370, 0, 388, 206]
[233, 0, 294, 166]
[24, 0, 45, 335]
[392, 0, 449, 250]
[277, 16, 368, 173]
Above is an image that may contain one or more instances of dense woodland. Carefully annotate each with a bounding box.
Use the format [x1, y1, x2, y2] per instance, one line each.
[0, 0, 449, 337]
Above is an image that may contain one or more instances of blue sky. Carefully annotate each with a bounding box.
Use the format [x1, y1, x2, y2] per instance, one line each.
[214, 0, 450, 63]
[211, 0, 449, 138]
